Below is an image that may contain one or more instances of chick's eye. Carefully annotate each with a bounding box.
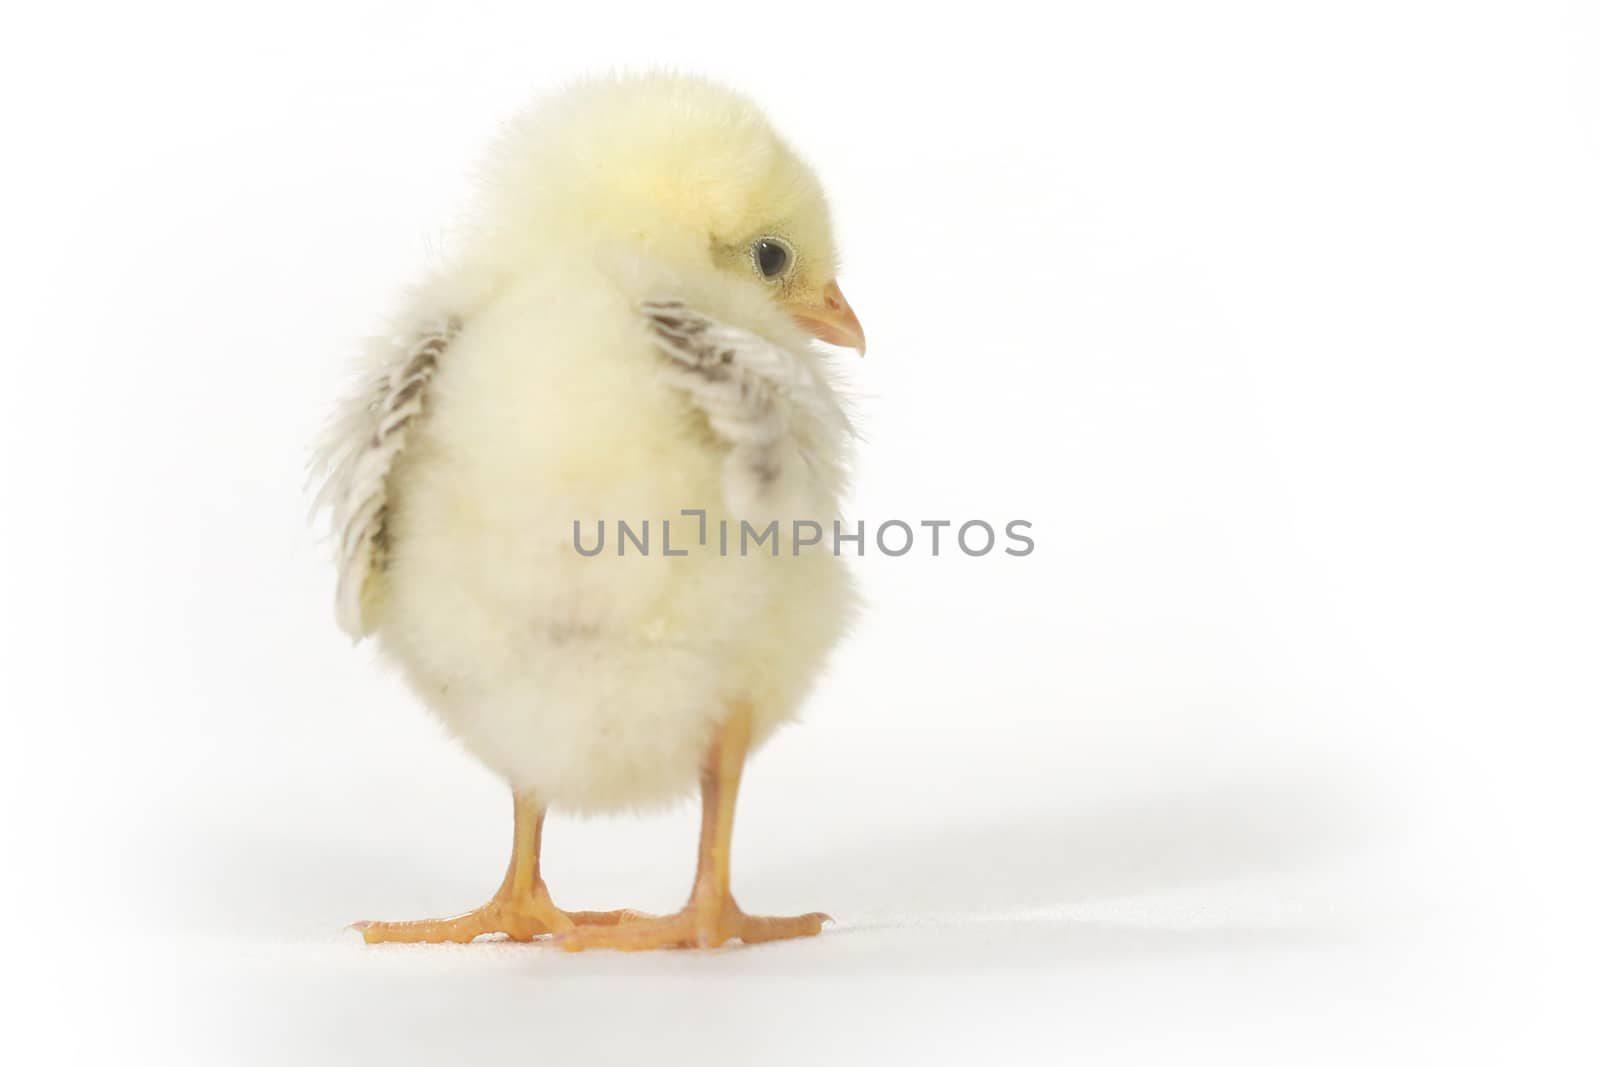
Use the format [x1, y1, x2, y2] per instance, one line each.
[753, 238, 789, 278]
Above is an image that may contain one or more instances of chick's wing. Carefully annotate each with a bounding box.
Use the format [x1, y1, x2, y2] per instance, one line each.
[314, 316, 459, 638]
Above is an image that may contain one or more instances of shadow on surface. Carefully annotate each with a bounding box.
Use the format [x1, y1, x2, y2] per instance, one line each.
[749, 771, 1365, 921]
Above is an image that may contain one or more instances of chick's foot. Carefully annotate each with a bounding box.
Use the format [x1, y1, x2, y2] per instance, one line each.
[354, 884, 648, 944]
[553, 891, 829, 952]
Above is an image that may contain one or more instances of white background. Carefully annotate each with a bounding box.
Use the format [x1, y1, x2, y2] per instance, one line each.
[4, 2, 1596, 1063]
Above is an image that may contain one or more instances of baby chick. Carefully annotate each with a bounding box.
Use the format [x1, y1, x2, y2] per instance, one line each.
[315, 73, 866, 950]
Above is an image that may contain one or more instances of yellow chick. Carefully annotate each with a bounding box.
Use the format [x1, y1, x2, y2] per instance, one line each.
[314, 73, 866, 950]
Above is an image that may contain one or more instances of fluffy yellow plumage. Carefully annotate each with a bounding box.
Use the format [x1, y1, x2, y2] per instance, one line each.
[316, 73, 865, 949]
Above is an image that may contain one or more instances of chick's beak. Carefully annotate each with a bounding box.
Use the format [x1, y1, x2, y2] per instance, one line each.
[788, 280, 867, 356]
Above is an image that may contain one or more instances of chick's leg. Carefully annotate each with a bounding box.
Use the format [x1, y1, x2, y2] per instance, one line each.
[354, 793, 637, 943]
[556, 701, 830, 951]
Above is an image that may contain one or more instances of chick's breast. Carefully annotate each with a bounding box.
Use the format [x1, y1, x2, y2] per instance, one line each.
[371, 259, 854, 814]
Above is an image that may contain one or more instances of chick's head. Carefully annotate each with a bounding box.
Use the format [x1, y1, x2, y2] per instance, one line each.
[473, 72, 865, 353]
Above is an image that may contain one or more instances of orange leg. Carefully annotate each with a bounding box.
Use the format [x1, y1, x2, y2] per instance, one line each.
[555, 701, 830, 951]
[353, 793, 640, 944]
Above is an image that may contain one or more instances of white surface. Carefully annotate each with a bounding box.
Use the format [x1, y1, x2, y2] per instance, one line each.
[4, 2, 1597, 1063]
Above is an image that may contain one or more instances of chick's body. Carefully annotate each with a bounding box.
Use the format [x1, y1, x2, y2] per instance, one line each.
[378, 257, 851, 812]
[327, 75, 859, 821]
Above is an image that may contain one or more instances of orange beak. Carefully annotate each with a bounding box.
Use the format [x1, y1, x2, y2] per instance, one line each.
[787, 280, 867, 356]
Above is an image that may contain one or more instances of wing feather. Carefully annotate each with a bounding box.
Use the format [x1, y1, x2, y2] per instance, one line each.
[313, 316, 459, 639]
[638, 299, 849, 519]
[638, 299, 847, 437]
